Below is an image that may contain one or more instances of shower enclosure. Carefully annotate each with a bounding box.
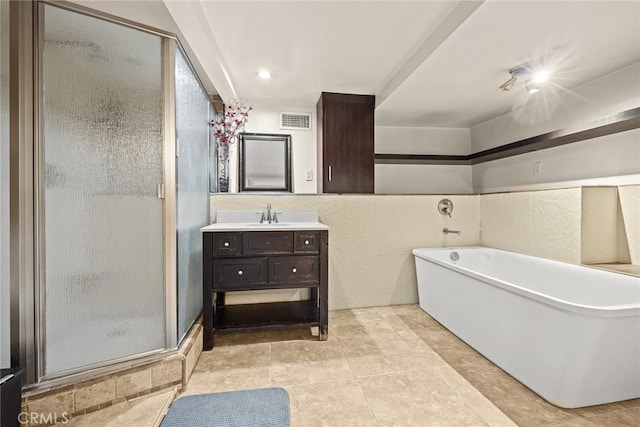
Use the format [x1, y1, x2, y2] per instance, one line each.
[10, 1, 212, 383]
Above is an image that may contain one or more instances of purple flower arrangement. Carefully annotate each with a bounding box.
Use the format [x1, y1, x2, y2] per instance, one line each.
[210, 100, 252, 161]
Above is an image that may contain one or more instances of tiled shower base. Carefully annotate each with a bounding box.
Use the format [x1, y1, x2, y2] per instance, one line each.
[21, 322, 203, 426]
[183, 305, 640, 427]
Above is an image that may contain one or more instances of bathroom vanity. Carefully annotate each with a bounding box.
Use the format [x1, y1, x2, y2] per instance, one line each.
[201, 211, 329, 349]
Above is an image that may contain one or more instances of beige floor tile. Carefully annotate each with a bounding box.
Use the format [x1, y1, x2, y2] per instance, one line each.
[270, 359, 354, 388]
[572, 397, 640, 418]
[374, 305, 442, 332]
[331, 323, 398, 340]
[291, 411, 379, 427]
[270, 340, 354, 387]
[215, 328, 318, 346]
[436, 365, 517, 427]
[185, 342, 271, 395]
[329, 308, 387, 327]
[417, 326, 578, 427]
[66, 389, 174, 427]
[359, 370, 489, 426]
[585, 407, 640, 427]
[270, 339, 343, 364]
[195, 343, 270, 372]
[288, 379, 378, 427]
[543, 419, 598, 427]
[340, 335, 447, 378]
[180, 367, 271, 396]
[187, 305, 637, 427]
[456, 363, 576, 427]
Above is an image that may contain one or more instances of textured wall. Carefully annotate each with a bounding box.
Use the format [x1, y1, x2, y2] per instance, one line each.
[618, 185, 640, 265]
[479, 188, 582, 264]
[210, 194, 480, 310]
[210, 188, 634, 311]
[581, 187, 619, 264]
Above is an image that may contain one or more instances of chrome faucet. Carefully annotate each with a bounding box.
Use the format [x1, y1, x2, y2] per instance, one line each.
[260, 203, 274, 224]
[443, 227, 461, 236]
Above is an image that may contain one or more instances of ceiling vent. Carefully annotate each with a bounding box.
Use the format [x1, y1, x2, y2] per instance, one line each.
[280, 112, 311, 130]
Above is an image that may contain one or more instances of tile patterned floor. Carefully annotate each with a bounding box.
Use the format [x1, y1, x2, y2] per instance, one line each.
[181, 305, 640, 427]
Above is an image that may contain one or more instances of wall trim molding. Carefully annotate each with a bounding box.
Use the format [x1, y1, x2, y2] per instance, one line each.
[375, 107, 640, 165]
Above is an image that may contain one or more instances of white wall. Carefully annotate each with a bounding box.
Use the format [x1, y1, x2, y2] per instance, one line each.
[234, 102, 317, 193]
[471, 62, 640, 152]
[470, 62, 640, 193]
[374, 126, 472, 193]
[375, 164, 472, 194]
[72, 0, 218, 95]
[472, 129, 640, 193]
[375, 126, 470, 155]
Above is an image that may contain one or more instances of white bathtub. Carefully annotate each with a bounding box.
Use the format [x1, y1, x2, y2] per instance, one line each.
[412, 246, 640, 408]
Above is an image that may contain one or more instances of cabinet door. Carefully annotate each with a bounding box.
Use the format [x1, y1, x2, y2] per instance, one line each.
[269, 256, 319, 285]
[243, 231, 293, 255]
[212, 257, 269, 290]
[212, 232, 242, 257]
[318, 93, 375, 193]
[294, 231, 320, 254]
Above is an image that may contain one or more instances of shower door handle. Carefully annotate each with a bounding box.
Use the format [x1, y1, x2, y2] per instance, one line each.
[328, 166, 332, 182]
[157, 183, 165, 199]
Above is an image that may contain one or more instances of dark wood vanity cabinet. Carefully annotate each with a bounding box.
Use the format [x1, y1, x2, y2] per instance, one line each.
[203, 230, 328, 349]
[316, 92, 375, 193]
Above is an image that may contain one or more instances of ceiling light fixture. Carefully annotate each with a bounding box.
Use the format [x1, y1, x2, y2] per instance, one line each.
[525, 80, 540, 94]
[499, 60, 549, 93]
[257, 69, 271, 80]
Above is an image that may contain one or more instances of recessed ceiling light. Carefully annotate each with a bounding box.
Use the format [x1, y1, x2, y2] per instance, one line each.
[258, 70, 271, 80]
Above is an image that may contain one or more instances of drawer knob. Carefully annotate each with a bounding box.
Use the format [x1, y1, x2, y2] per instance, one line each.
[304, 240, 310, 245]
[237, 270, 243, 275]
[292, 267, 297, 273]
[224, 241, 230, 247]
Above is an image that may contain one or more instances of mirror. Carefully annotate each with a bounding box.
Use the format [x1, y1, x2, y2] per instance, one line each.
[239, 132, 292, 192]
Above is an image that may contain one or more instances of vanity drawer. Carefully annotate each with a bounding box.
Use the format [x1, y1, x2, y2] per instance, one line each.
[294, 231, 320, 254]
[212, 233, 242, 257]
[212, 257, 268, 290]
[269, 256, 319, 284]
[243, 232, 293, 255]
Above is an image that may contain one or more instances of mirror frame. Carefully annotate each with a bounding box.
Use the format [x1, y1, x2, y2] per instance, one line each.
[238, 132, 292, 192]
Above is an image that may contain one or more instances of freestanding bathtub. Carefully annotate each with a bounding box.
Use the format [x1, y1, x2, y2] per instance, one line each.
[413, 246, 640, 408]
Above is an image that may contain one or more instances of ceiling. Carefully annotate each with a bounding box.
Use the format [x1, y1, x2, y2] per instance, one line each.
[173, 0, 640, 128]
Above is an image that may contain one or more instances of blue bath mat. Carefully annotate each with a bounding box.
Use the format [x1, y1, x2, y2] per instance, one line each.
[160, 387, 290, 427]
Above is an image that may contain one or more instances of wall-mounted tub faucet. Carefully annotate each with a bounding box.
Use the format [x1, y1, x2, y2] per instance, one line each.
[443, 228, 461, 236]
[438, 199, 454, 217]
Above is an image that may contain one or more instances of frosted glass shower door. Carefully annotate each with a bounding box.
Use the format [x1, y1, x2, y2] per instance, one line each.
[175, 49, 210, 341]
[42, 5, 165, 375]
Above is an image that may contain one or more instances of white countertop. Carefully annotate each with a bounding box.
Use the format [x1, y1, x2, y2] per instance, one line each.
[201, 222, 329, 232]
[201, 210, 328, 232]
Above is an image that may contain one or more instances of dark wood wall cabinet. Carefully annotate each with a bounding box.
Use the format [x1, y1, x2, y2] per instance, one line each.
[203, 229, 329, 349]
[317, 92, 375, 193]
